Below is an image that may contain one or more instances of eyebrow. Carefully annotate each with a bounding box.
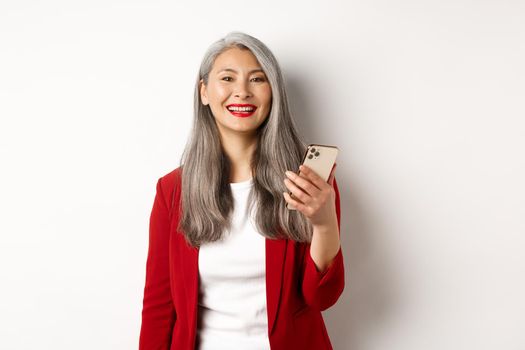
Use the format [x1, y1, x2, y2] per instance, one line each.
[217, 68, 265, 74]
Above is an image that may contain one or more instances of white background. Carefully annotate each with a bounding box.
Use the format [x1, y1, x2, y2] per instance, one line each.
[1, 0, 524, 349]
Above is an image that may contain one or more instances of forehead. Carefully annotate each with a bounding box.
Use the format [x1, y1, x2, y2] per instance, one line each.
[212, 47, 264, 74]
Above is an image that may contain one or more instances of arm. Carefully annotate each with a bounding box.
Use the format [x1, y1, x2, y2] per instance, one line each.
[139, 177, 176, 350]
[301, 177, 345, 311]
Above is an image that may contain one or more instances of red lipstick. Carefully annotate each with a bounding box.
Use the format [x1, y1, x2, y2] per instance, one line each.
[226, 104, 257, 118]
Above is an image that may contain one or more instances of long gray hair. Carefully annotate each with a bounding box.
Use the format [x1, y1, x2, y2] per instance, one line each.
[177, 31, 312, 247]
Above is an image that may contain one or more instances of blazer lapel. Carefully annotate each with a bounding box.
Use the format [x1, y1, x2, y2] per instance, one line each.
[181, 234, 286, 342]
[184, 240, 286, 342]
[266, 237, 287, 335]
[180, 241, 199, 349]
[176, 193, 287, 340]
[171, 170, 289, 345]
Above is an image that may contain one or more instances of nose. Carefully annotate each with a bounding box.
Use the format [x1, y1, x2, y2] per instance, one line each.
[234, 80, 252, 99]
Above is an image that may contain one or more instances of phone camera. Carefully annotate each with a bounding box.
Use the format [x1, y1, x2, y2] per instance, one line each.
[308, 146, 320, 159]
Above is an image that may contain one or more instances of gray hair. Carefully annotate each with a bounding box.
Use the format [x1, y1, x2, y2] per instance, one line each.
[177, 31, 312, 247]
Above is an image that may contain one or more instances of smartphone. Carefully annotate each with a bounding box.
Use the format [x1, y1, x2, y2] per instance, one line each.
[287, 144, 339, 210]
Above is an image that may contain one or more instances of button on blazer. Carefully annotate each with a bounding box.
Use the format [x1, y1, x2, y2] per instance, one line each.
[139, 167, 345, 350]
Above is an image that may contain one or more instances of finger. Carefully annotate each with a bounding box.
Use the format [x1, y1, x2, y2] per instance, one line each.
[283, 177, 312, 205]
[283, 191, 308, 213]
[299, 164, 329, 189]
[285, 170, 321, 196]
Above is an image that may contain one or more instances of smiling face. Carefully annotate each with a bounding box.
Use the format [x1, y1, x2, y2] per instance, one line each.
[200, 47, 272, 138]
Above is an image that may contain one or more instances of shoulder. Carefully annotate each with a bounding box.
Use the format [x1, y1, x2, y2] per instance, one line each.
[158, 166, 182, 188]
[155, 166, 182, 208]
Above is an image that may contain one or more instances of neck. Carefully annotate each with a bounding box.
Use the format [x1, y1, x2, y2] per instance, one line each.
[219, 130, 258, 183]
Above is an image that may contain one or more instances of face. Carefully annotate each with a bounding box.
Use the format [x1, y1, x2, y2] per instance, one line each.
[200, 47, 272, 138]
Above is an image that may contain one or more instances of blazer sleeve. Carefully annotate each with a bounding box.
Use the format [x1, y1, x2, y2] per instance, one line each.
[139, 177, 176, 350]
[301, 176, 345, 311]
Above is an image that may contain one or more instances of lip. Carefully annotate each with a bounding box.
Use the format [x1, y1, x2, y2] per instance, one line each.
[226, 104, 257, 118]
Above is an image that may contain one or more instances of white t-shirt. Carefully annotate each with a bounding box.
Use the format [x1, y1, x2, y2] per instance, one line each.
[196, 177, 271, 350]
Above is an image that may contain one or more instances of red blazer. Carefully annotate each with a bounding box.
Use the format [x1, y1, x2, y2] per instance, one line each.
[139, 167, 345, 349]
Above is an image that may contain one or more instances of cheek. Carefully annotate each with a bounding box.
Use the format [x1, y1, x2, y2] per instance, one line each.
[260, 87, 272, 108]
[264, 97, 272, 112]
[209, 84, 229, 104]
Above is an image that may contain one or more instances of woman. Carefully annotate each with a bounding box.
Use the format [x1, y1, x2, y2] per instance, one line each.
[139, 31, 344, 350]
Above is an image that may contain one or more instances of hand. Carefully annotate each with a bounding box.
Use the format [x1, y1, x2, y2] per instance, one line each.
[283, 163, 338, 228]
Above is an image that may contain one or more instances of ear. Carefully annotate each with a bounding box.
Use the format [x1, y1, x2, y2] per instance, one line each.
[199, 79, 209, 105]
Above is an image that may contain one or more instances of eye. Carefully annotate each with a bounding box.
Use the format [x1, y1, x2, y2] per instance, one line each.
[251, 77, 266, 82]
[221, 76, 233, 81]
